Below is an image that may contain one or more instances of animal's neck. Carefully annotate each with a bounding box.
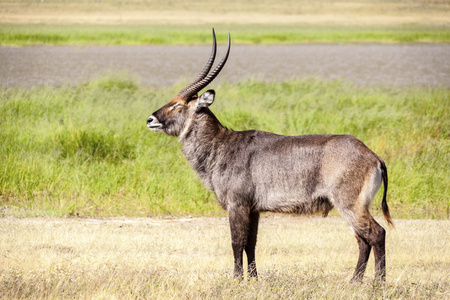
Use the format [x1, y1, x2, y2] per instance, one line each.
[179, 109, 230, 186]
[180, 109, 227, 143]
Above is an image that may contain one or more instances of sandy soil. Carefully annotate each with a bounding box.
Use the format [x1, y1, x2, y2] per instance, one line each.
[2, 11, 449, 25]
[1, 1, 449, 25]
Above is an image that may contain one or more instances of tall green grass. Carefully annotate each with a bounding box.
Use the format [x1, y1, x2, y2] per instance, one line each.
[1, 24, 450, 46]
[0, 75, 448, 217]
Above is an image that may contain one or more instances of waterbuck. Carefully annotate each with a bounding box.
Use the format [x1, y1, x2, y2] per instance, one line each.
[146, 29, 393, 282]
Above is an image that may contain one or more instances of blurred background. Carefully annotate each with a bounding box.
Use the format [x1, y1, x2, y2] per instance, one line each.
[0, 1, 449, 218]
[1, 0, 449, 26]
[0, 5, 449, 297]
[1, 0, 449, 87]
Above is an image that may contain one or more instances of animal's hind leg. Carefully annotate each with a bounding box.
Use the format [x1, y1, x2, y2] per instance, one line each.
[340, 209, 387, 281]
[368, 218, 386, 281]
[351, 234, 371, 282]
[245, 211, 260, 278]
[354, 215, 386, 281]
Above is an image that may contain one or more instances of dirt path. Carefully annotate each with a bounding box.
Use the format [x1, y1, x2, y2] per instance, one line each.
[2, 1, 448, 25]
[1, 44, 449, 88]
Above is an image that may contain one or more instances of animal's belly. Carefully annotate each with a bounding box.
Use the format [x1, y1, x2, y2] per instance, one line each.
[254, 191, 334, 216]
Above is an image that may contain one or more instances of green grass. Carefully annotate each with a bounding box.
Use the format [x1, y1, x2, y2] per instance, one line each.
[1, 24, 450, 46]
[0, 75, 449, 218]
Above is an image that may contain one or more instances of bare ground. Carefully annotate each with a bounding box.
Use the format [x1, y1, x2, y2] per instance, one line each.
[1, 1, 449, 25]
[2, 44, 449, 88]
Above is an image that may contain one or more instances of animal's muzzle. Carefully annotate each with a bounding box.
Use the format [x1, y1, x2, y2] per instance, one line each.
[147, 115, 163, 130]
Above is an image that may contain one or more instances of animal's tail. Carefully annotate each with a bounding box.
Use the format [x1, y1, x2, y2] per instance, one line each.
[380, 160, 394, 228]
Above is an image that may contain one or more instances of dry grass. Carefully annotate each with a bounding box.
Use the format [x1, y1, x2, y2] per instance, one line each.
[1, 216, 448, 299]
[1, 0, 449, 25]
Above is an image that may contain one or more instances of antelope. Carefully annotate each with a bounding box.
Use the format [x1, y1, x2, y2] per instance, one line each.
[146, 29, 393, 282]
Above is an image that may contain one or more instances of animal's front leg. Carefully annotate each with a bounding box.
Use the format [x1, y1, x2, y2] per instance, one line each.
[245, 211, 260, 278]
[228, 205, 250, 280]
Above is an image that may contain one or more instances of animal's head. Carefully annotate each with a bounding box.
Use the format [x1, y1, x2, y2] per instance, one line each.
[147, 29, 230, 137]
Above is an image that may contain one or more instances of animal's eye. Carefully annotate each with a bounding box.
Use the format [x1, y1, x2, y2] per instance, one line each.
[169, 103, 182, 111]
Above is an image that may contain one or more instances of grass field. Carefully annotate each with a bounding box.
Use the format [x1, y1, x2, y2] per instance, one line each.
[1, 2, 448, 297]
[0, 76, 448, 218]
[1, 216, 448, 299]
[1, 0, 449, 45]
[2, 24, 450, 46]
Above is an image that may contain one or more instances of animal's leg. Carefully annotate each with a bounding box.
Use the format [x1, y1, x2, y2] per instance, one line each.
[245, 211, 260, 278]
[351, 234, 371, 282]
[340, 208, 387, 281]
[368, 218, 386, 281]
[228, 206, 250, 280]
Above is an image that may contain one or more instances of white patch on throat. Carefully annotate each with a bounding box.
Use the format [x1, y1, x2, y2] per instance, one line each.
[178, 116, 195, 142]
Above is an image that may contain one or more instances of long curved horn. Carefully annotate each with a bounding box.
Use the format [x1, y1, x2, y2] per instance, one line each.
[178, 28, 217, 99]
[179, 32, 230, 101]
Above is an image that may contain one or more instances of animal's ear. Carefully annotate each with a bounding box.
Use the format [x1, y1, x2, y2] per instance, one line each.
[196, 90, 215, 112]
